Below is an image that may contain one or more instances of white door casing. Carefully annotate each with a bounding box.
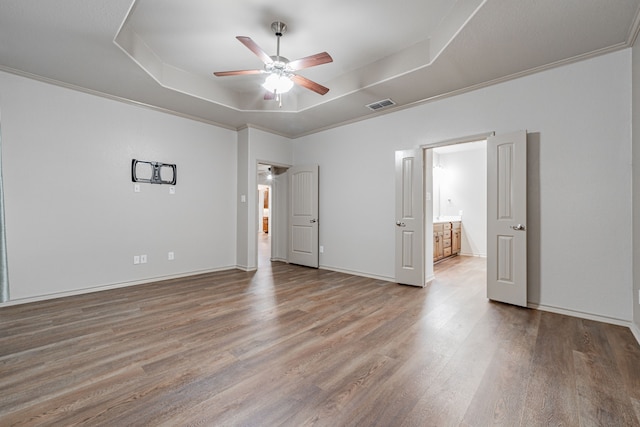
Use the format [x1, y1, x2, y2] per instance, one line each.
[487, 131, 527, 306]
[395, 149, 425, 287]
[288, 165, 319, 268]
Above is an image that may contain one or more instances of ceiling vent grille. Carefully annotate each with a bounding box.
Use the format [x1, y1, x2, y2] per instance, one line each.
[365, 98, 396, 111]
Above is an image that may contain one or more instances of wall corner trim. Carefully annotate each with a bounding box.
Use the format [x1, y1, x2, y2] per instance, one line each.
[631, 323, 640, 346]
[235, 265, 257, 272]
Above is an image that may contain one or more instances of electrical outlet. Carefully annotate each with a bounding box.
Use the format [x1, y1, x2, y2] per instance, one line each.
[133, 255, 140, 265]
[168, 251, 175, 261]
[134, 183, 140, 193]
[169, 187, 175, 194]
[140, 254, 147, 264]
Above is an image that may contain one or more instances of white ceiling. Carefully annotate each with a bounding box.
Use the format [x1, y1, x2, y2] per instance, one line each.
[1, 0, 639, 138]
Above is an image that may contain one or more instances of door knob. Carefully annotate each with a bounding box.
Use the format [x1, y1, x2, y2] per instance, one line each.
[310, 219, 317, 223]
[511, 224, 526, 231]
[396, 221, 406, 227]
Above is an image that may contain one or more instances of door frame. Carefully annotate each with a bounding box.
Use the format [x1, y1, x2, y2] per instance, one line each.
[421, 132, 495, 283]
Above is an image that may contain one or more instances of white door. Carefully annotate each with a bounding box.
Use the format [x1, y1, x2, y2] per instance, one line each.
[288, 165, 319, 268]
[395, 149, 425, 287]
[487, 131, 527, 306]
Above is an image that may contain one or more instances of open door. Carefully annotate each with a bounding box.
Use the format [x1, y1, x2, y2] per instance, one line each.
[487, 131, 527, 306]
[288, 165, 319, 268]
[395, 149, 425, 287]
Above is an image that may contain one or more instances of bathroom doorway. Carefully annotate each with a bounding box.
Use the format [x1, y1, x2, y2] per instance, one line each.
[431, 140, 487, 265]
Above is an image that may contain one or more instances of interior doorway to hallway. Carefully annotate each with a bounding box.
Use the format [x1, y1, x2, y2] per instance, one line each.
[255, 161, 291, 269]
[257, 164, 273, 267]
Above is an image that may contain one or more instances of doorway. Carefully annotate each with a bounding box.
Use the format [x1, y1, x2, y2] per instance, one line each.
[423, 138, 488, 289]
[396, 131, 528, 305]
[258, 183, 271, 266]
[256, 162, 292, 268]
[430, 140, 487, 267]
[257, 164, 273, 267]
[426, 130, 528, 308]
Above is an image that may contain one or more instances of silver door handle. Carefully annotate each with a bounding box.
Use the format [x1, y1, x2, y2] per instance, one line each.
[396, 221, 406, 227]
[310, 219, 317, 223]
[511, 224, 526, 231]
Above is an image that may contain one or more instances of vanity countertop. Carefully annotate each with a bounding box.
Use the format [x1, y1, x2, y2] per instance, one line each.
[433, 216, 462, 224]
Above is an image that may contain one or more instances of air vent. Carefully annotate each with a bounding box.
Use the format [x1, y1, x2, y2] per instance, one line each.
[365, 98, 396, 111]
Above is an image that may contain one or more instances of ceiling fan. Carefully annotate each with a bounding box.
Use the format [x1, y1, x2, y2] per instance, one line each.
[213, 21, 333, 100]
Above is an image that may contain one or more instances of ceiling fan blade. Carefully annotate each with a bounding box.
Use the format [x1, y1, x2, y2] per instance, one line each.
[291, 75, 330, 95]
[236, 36, 273, 64]
[213, 69, 263, 77]
[288, 52, 333, 71]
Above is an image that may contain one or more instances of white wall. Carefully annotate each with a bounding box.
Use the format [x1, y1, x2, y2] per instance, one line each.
[236, 128, 250, 269]
[0, 70, 238, 302]
[632, 40, 640, 338]
[436, 144, 486, 256]
[292, 123, 397, 280]
[0, 47, 635, 327]
[432, 152, 441, 218]
[294, 49, 633, 323]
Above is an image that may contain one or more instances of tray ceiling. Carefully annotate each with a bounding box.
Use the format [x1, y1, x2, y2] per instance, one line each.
[1, 0, 639, 137]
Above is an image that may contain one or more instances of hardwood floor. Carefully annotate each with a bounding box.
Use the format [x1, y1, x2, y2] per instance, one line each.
[1, 254, 639, 426]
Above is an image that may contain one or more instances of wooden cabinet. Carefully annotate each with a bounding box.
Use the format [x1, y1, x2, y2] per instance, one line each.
[433, 224, 444, 261]
[452, 221, 461, 255]
[434, 221, 461, 262]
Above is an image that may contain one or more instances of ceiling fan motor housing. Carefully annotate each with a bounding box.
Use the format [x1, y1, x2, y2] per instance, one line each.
[271, 21, 287, 37]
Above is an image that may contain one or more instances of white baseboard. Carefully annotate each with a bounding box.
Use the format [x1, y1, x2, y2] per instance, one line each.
[318, 265, 395, 283]
[1, 265, 238, 307]
[528, 302, 631, 328]
[319, 266, 435, 288]
[459, 252, 486, 258]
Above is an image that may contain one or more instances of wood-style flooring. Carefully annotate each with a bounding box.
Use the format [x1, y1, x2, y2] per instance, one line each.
[1, 245, 640, 426]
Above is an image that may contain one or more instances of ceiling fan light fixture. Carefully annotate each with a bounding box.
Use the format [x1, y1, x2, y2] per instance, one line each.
[214, 21, 332, 97]
[262, 73, 294, 94]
